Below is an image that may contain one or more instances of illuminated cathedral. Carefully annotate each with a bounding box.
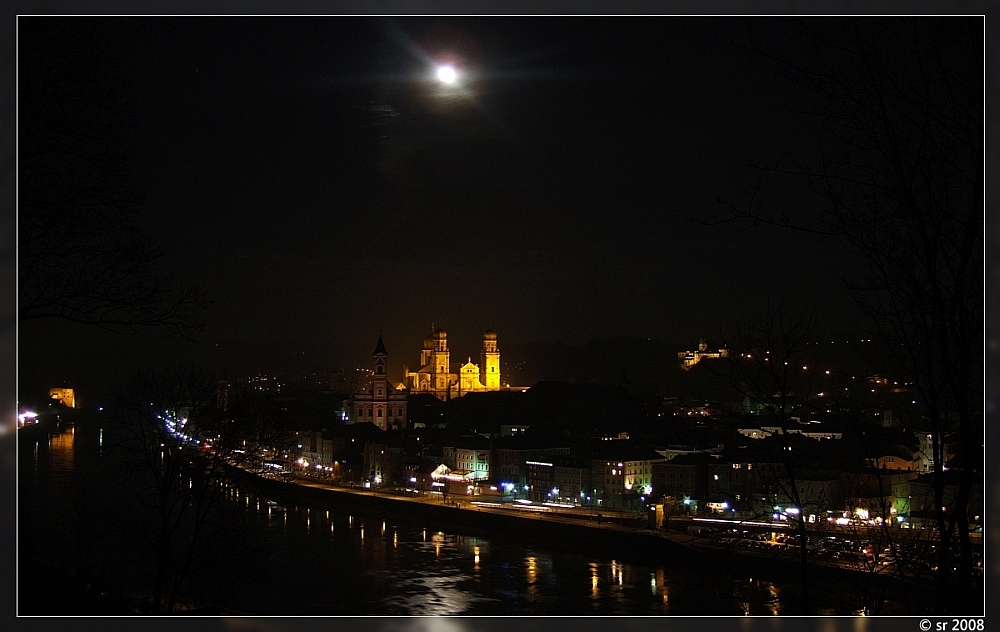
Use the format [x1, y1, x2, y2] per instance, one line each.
[404, 328, 501, 400]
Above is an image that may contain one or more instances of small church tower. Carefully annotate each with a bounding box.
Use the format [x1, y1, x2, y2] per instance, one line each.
[373, 333, 388, 393]
[352, 333, 407, 430]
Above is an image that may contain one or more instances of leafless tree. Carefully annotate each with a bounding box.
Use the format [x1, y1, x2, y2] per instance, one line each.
[817, 375, 937, 615]
[110, 366, 281, 613]
[716, 302, 820, 613]
[705, 18, 982, 614]
[831, 470, 933, 616]
[18, 18, 205, 336]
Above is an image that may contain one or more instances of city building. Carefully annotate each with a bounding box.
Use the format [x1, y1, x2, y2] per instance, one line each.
[404, 328, 501, 400]
[678, 338, 730, 370]
[553, 456, 592, 505]
[525, 459, 556, 501]
[789, 470, 844, 520]
[443, 435, 492, 481]
[885, 470, 981, 528]
[492, 435, 572, 491]
[738, 418, 844, 441]
[364, 439, 404, 486]
[704, 452, 777, 516]
[298, 431, 338, 473]
[402, 459, 442, 492]
[652, 452, 715, 503]
[588, 445, 669, 509]
[871, 445, 920, 471]
[590, 458, 625, 509]
[291, 423, 382, 481]
[48, 387, 76, 408]
[915, 431, 958, 473]
[351, 335, 408, 430]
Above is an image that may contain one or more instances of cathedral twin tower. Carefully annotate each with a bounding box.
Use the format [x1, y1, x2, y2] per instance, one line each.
[352, 327, 502, 429]
[405, 327, 501, 400]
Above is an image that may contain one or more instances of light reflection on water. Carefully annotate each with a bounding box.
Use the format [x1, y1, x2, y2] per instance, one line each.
[239, 486, 693, 615]
[24, 426, 813, 615]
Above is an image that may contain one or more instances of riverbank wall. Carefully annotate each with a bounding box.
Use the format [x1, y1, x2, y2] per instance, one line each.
[228, 468, 892, 592]
[229, 470, 952, 605]
[236, 469, 697, 559]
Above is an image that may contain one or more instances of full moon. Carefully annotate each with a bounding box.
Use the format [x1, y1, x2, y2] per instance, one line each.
[436, 65, 457, 84]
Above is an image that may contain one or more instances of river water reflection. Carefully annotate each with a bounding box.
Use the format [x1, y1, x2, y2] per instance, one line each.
[21, 423, 794, 615]
[227, 483, 755, 615]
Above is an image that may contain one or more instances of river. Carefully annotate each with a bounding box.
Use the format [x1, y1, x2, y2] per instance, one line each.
[18, 417, 838, 615]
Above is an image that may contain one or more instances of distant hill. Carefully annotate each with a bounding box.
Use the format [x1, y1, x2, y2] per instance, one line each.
[501, 335, 883, 401]
[503, 337, 688, 389]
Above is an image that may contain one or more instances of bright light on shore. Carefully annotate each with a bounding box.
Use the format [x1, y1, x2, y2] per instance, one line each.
[18, 411, 38, 427]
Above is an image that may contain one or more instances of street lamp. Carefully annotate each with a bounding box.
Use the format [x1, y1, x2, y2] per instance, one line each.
[502, 482, 515, 501]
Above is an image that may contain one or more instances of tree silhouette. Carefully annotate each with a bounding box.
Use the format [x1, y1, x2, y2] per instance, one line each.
[707, 18, 982, 614]
[111, 366, 283, 613]
[716, 303, 821, 613]
[18, 18, 204, 336]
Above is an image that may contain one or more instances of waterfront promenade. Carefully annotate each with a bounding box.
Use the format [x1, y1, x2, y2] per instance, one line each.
[230, 468, 904, 584]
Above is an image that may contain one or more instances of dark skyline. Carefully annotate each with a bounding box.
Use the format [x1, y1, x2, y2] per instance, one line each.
[17, 17, 955, 396]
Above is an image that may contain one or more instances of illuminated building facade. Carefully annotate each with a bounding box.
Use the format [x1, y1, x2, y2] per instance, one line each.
[443, 435, 491, 481]
[678, 338, 729, 370]
[48, 388, 76, 408]
[351, 335, 408, 430]
[404, 328, 501, 400]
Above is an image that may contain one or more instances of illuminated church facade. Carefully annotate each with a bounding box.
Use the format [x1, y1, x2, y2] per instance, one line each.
[351, 334, 408, 430]
[404, 328, 501, 401]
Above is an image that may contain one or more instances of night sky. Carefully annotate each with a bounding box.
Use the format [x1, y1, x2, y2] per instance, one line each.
[19, 17, 876, 396]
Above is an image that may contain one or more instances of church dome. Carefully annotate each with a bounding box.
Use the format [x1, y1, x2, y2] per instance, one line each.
[483, 329, 497, 340]
[432, 328, 448, 340]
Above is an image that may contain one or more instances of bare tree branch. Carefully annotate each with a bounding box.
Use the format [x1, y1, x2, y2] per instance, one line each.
[705, 18, 982, 614]
[18, 18, 207, 338]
